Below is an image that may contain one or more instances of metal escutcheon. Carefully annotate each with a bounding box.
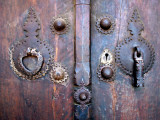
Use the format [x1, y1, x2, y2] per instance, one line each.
[97, 49, 115, 82]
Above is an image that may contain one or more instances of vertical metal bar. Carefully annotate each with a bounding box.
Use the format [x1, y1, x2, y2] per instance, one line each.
[74, 0, 91, 119]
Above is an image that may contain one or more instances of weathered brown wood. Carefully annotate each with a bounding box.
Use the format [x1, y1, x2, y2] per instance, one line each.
[91, 0, 160, 119]
[0, 0, 160, 119]
[0, 0, 74, 120]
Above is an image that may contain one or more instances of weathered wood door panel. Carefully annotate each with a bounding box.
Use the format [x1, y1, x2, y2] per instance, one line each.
[91, 0, 160, 120]
[0, 0, 74, 120]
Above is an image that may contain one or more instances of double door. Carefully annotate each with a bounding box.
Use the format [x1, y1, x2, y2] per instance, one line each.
[0, 0, 160, 120]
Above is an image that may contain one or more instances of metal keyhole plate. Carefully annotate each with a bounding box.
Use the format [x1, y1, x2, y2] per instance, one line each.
[97, 49, 115, 82]
[100, 49, 113, 64]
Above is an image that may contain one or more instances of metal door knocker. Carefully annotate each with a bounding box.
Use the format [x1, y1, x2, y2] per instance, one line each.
[9, 7, 54, 80]
[97, 49, 116, 82]
[115, 9, 155, 87]
[18, 48, 43, 76]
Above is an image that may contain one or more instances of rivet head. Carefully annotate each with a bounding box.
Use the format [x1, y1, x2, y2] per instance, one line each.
[53, 18, 66, 31]
[79, 93, 87, 101]
[101, 67, 113, 79]
[100, 18, 112, 30]
[52, 68, 64, 80]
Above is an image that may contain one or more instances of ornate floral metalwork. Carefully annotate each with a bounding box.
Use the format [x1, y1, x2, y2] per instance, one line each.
[74, 81, 91, 110]
[50, 17, 70, 35]
[9, 7, 54, 80]
[115, 9, 155, 75]
[97, 63, 115, 82]
[96, 14, 115, 34]
[50, 62, 68, 83]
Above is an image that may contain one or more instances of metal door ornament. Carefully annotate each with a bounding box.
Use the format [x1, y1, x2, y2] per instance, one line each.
[50, 16, 70, 35]
[96, 14, 115, 34]
[9, 7, 54, 80]
[115, 9, 155, 87]
[50, 62, 68, 83]
[97, 49, 116, 82]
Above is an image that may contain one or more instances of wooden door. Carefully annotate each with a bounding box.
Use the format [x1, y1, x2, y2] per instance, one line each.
[0, 0, 160, 120]
[91, 0, 160, 120]
[0, 0, 74, 120]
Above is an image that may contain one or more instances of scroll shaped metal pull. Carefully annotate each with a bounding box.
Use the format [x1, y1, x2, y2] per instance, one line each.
[134, 48, 144, 87]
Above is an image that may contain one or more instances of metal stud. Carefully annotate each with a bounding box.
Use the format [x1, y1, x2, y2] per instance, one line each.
[50, 17, 70, 35]
[50, 63, 68, 83]
[101, 67, 114, 79]
[79, 93, 87, 101]
[52, 67, 65, 80]
[53, 18, 66, 31]
[96, 14, 115, 35]
[100, 18, 112, 30]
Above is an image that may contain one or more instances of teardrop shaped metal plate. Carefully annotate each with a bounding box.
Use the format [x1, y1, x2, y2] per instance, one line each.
[9, 8, 54, 80]
[115, 9, 155, 75]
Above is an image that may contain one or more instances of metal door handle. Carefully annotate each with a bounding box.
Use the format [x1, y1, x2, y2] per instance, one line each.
[115, 9, 155, 87]
[133, 47, 144, 87]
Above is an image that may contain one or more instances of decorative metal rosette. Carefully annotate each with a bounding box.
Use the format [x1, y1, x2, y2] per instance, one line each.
[74, 86, 91, 105]
[50, 16, 70, 35]
[9, 8, 54, 80]
[96, 14, 115, 34]
[97, 63, 115, 82]
[50, 62, 68, 83]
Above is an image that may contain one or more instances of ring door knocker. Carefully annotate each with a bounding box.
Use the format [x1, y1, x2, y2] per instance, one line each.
[115, 9, 155, 87]
[97, 49, 116, 82]
[9, 8, 54, 80]
[18, 48, 44, 76]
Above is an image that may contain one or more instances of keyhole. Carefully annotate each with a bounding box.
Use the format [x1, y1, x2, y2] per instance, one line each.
[100, 49, 113, 64]
[105, 53, 109, 61]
